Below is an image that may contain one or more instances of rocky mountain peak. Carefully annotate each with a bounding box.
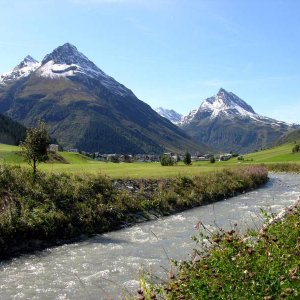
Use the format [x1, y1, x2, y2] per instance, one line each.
[18, 55, 39, 67]
[217, 87, 227, 95]
[0, 56, 40, 85]
[38, 43, 133, 97]
[200, 88, 256, 118]
[41, 43, 89, 66]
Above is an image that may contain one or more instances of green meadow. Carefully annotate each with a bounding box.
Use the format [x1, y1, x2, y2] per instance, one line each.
[243, 142, 300, 162]
[1, 142, 300, 178]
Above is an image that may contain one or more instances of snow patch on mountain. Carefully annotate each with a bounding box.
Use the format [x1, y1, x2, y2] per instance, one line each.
[180, 109, 198, 125]
[0, 56, 40, 85]
[155, 107, 183, 124]
[37, 43, 132, 97]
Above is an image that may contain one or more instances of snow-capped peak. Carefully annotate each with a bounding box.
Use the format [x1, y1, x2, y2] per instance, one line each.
[200, 88, 257, 118]
[180, 88, 294, 127]
[42, 43, 91, 66]
[155, 107, 183, 124]
[19, 55, 39, 67]
[0, 55, 40, 85]
[181, 88, 259, 125]
[37, 43, 132, 97]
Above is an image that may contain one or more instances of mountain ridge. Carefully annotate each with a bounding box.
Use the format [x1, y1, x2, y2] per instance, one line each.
[0, 43, 208, 154]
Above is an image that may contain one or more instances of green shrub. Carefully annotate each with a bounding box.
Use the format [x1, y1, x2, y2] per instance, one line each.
[292, 144, 300, 153]
[160, 155, 175, 166]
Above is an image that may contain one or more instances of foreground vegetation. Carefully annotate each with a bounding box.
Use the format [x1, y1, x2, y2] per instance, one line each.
[267, 163, 300, 173]
[0, 165, 267, 259]
[140, 203, 300, 299]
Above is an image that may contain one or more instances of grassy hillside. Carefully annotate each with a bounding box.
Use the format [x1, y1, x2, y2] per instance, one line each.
[277, 128, 300, 145]
[0, 144, 90, 166]
[242, 142, 300, 163]
[0, 143, 24, 164]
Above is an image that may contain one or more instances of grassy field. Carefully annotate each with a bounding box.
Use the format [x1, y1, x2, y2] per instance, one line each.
[1, 141, 300, 178]
[0, 143, 226, 178]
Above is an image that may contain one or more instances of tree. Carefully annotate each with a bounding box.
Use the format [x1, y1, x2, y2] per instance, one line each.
[109, 155, 120, 163]
[292, 144, 300, 153]
[160, 154, 175, 166]
[21, 121, 50, 177]
[210, 156, 216, 163]
[183, 152, 192, 165]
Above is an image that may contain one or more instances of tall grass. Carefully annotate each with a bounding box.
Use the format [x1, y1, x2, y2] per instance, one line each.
[267, 163, 300, 173]
[0, 165, 268, 259]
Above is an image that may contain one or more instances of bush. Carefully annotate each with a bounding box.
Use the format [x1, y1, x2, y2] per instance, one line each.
[160, 155, 175, 166]
[210, 156, 216, 163]
[292, 144, 300, 153]
[109, 155, 120, 163]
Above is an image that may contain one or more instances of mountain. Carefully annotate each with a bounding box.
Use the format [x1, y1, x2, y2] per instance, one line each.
[155, 107, 183, 124]
[0, 56, 40, 85]
[0, 114, 27, 145]
[276, 128, 300, 145]
[180, 88, 297, 154]
[0, 43, 207, 154]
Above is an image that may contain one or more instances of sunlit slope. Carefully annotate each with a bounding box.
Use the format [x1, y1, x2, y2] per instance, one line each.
[244, 142, 300, 163]
[0, 143, 91, 165]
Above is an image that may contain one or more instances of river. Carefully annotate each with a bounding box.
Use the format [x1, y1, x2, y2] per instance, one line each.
[0, 173, 299, 300]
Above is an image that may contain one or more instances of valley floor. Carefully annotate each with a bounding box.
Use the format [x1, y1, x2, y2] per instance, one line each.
[1, 142, 300, 178]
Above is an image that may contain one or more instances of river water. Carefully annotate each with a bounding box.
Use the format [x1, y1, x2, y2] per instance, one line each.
[0, 173, 299, 300]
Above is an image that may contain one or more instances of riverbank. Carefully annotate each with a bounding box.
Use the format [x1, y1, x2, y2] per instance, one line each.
[267, 162, 300, 173]
[141, 201, 300, 299]
[0, 165, 268, 259]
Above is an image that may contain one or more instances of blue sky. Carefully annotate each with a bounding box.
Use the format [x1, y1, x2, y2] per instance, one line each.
[0, 0, 299, 123]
